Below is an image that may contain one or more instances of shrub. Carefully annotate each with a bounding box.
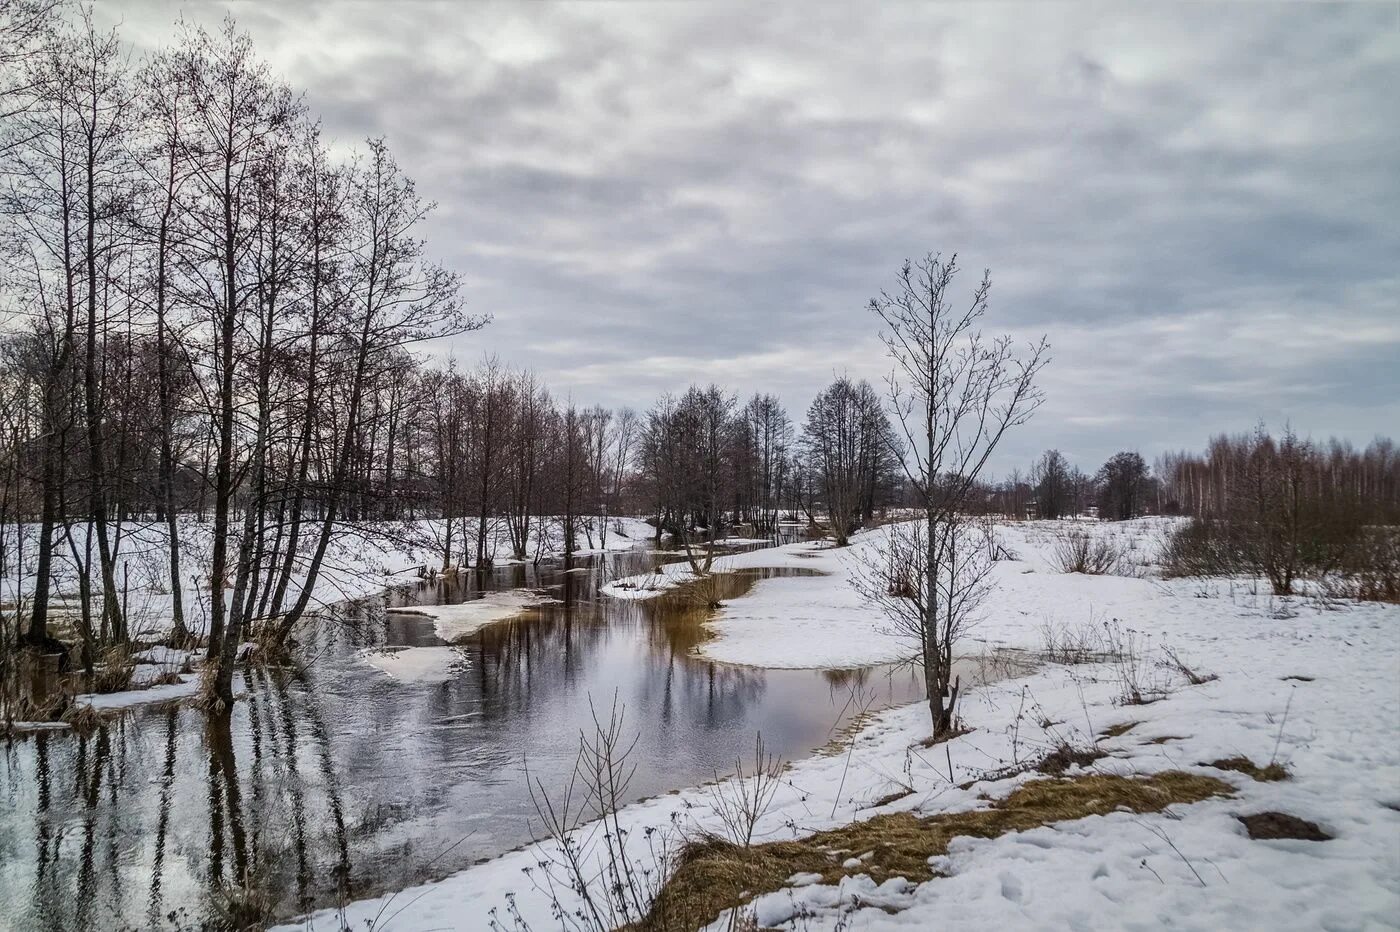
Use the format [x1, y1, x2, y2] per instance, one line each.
[1354, 527, 1400, 603]
[1053, 530, 1123, 575]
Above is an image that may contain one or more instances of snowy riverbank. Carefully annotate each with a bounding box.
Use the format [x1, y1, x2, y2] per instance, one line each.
[5, 515, 656, 714]
[2, 514, 656, 642]
[279, 517, 1400, 931]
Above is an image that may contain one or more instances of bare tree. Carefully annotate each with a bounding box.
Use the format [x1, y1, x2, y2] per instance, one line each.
[601, 405, 637, 544]
[1033, 448, 1071, 520]
[0, 0, 63, 135]
[271, 137, 480, 659]
[867, 253, 1047, 737]
[640, 385, 734, 576]
[802, 376, 890, 546]
[739, 393, 790, 535]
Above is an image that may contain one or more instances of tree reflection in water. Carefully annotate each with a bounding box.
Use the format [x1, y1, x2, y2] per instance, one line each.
[0, 546, 924, 930]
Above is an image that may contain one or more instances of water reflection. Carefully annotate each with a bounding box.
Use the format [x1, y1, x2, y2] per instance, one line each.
[0, 546, 926, 930]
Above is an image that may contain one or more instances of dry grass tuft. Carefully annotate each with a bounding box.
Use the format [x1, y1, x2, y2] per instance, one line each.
[1206, 756, 1290, 782]
[60, 703, 108, 733]
[1036, 744, 1106, 775]
[210, 873, 278, 931]
[89, 645, 137, 694]
[635, 770, 1231, 931]
[1100, 721, 1139, 739]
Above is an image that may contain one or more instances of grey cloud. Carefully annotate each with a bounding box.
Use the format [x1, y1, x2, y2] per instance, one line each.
[101, 0, 1399, 473]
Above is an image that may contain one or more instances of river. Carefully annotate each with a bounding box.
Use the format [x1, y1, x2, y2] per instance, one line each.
[0, 540, 925, 931]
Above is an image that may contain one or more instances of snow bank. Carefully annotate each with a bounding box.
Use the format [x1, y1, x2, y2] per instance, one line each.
[72, 673, 243, 710]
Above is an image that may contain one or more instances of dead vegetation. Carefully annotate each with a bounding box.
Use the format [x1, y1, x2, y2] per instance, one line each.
[1204, 756, 1290, 782]
[88, 645, 137, 693]
[1162, 646, 1218, 686]
[1053, 530, 1125, 575]
[1039, 620, 1108, 665]
[635, 771, 1231, 931]
[1237, 811, 1331, 841]
[1035, 744, 1106, 775]
[707, 734, 784, 847]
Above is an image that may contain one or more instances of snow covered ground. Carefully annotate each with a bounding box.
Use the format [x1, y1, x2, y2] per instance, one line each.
[600, 530, 910, 668]
[279, 517, 1400, 931]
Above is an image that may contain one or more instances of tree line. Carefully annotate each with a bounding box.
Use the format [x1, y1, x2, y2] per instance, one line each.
[1159, 428, 1398, 598]
[982, 430, 1397, 599]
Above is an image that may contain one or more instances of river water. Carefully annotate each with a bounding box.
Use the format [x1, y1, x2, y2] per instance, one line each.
[0, 542, 925, 931]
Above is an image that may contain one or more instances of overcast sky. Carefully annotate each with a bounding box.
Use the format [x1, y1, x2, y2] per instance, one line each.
[101, 1, 1398, 474]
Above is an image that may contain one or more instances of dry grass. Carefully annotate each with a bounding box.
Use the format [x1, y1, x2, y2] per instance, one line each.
[60, 703, 108, 733]
[1035, 744, 1106, 775]
[1099, 721, 1139, 739]
[634, 770, 1232, 931]
[1162, 646, 1218, 686]
[89, 659, 136, 694]
[1205, 756, 1290, 782]
[210, 874, 278, 931]
[684, 571, 730, 610]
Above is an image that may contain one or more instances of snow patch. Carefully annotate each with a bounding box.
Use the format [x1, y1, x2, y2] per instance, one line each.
[387, 589, 559, 642]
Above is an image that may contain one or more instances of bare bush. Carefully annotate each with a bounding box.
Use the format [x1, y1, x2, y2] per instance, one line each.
[509, 702, 789, 932]
[1352, 527, 1400, 603]
[685, 571, 730, 611]
[1101, 619, 1170, 706]
[1053, 530, 1124, 575]
[706, 733, 784, 847]
[1162, 646, 1217, 686]
[520, 697, 674, 931]
[1038, 620, 1106, 665]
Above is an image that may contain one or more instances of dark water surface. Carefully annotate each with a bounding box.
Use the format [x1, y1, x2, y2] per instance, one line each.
[0, 543, 925, 931]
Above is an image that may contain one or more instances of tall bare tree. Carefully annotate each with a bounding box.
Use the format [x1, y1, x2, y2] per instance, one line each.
[867, 253, 1047, 737]
[271, 137, 480, 659]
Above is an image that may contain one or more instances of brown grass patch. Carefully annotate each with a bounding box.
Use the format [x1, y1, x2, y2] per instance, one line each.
[89, 646, 137, 694]
[1238, 811, 1331, 841]
[814, 709, 879, 757]
[1099, 721, 1139, 739]
[1205, 756, 1289, 782]
[636, 770, 1231, 931]
[1036, 744, 1106, 775]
